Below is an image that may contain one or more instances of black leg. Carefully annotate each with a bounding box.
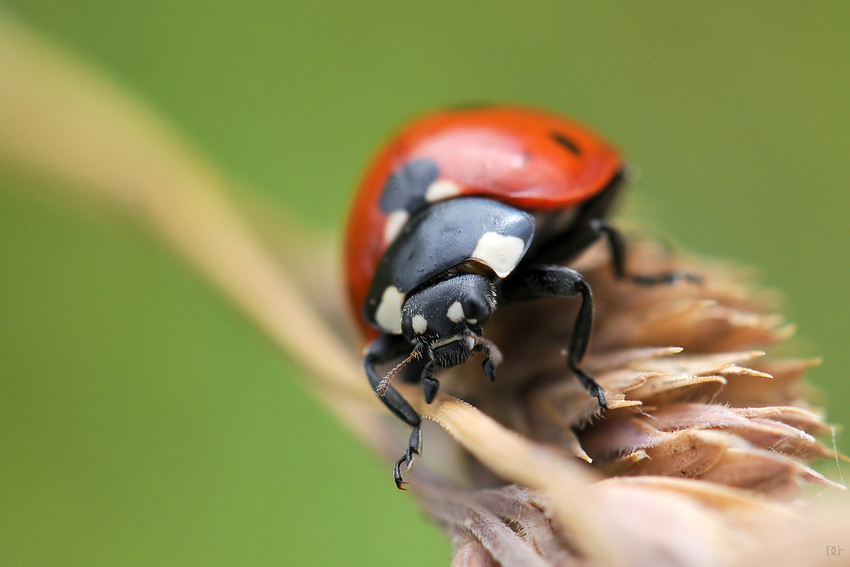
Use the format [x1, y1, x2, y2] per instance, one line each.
[533, 219, 701, 285]
[421, 361, 439, 404]
[593, 220, 702, 285]
[502, 264, 607, 409]
[364, 334, 424, 489]
[472, 335, 502, 382]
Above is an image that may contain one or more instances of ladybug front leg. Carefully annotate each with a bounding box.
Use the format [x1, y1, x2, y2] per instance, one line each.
[535, 219, 701, 285]
[364, 333, 423, 489]
[420, 360, 440, 404]
[502, 264, 606, 409]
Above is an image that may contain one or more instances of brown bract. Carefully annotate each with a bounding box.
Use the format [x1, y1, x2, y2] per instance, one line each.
[337, 237, 846, 567]
[383, 240, 849, 566]
[1, 14, 847, 567]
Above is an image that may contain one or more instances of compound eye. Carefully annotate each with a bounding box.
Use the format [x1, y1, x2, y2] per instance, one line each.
[400, 315, 414, 341]
[461, 295, 491, 325]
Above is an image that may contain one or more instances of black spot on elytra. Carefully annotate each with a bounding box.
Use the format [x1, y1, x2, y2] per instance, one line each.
[551, 132, 581, 156]
[379, 159, 440, 215]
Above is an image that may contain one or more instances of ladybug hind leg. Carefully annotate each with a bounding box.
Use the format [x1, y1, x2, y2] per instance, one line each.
[364, 333, 424, 489]
[502, 264, 607, 409]
[535, 219, 702, 285]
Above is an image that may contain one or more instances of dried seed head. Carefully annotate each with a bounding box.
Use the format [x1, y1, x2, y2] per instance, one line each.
[380, 238, 847, 566]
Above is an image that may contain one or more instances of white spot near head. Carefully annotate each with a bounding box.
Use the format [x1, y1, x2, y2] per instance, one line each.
[471, 232, 526, 278]
[446, 301, 465, 323]
[383, 210, 409, 245]
[466, 336, 475, 350]
[411, 314, 428, 335]
[375, 286, 404, 334]
[425, 179, 461, 202]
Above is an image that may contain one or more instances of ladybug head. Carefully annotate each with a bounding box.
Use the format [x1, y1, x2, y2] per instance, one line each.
[401, 273, 496, 368]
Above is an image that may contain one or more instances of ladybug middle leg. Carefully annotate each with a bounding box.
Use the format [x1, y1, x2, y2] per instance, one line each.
[506, 219, 701, 408]
[364, 333, 423, 489]
[501, 264, 606, 409]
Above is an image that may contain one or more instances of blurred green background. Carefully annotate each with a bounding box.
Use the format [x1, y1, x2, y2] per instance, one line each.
[1, 2, 848, 565]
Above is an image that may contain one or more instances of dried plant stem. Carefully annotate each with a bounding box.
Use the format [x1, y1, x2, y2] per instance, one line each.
[409, 392, 616, 564]
[0, 15, 362, 402]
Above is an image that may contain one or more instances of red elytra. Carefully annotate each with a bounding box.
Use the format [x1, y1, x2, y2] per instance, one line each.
[344, 106, 623, 338]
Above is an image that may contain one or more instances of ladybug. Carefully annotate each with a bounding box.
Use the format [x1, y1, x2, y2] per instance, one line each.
[344, 106, 696, 489]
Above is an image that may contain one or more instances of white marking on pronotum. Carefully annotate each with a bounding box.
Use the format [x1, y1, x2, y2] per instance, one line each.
[375, 286, 404, 333]
[425, 179, 461, 202]
[383, 210, 409, 244]
[411, 314, 428, 334]
[446, 301, 465, 323]
[466, 336, 475, 350]
[471, 232, 526, 278]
